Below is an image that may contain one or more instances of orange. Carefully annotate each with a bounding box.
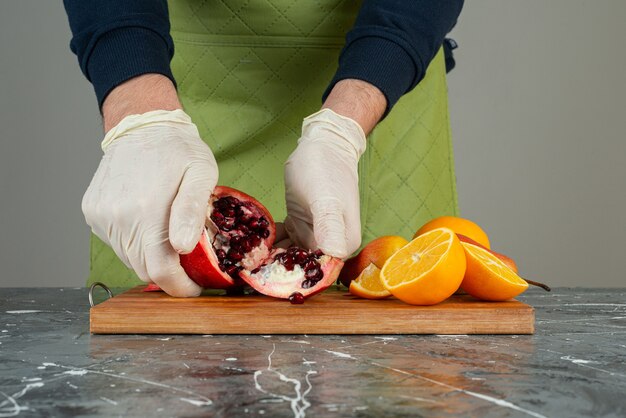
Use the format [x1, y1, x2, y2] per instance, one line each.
[461, 242, 528, 301]
[414, 216, 491, 249]
[338, 235, 409, 287]
[349, 264, 391, 299]
[380, 228, 466, 305]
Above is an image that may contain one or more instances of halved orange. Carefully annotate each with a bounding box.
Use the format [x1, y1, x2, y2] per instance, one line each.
[349, 264, 391, 299]
[461, 242, 528, 301]
[380, 228, 466, 305]
[415, 216, 491, 249]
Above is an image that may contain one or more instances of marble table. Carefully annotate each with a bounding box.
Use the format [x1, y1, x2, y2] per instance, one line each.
[1, 288, 625, 417]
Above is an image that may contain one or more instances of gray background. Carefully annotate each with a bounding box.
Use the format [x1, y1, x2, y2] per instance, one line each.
[1, 1, 624, 288]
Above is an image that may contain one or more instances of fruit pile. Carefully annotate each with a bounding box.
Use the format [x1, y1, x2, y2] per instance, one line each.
[341, 216, 550, 305]
[147, 186, 547, 306]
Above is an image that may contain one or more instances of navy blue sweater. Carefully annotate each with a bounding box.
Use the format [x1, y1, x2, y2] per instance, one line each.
[63, 0, 463, 113]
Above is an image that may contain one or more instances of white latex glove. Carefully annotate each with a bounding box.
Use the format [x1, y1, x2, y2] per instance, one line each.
[284, 108, 366, 259]
[82, 109, 218, 297]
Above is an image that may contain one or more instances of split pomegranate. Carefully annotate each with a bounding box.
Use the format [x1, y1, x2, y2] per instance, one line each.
[175, 185, 343, 301]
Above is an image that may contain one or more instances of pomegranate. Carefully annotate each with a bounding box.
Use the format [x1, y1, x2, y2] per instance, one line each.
[145, 185, 344, 301]
[179, 186, 275, 289]
[240, 247, 343, 300]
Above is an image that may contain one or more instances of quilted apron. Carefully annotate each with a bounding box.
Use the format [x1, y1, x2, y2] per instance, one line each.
[87, 0, 459, 287]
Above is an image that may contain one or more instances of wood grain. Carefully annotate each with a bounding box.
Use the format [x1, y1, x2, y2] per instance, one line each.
[90, 286, 534, 335]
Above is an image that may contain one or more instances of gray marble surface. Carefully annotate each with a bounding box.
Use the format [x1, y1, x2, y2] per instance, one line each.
[0, 288, 625, 417]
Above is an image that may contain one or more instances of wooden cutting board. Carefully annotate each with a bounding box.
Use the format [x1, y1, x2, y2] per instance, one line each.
[90, 286, 534, 335]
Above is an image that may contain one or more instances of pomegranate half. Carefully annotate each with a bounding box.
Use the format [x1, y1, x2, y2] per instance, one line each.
[240, 247, 343, 300]
[179, 186, 275, 289]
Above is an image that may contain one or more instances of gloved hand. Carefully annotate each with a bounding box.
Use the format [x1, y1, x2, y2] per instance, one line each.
[82, 109, 218, 297]
[284, 108, 366, 259]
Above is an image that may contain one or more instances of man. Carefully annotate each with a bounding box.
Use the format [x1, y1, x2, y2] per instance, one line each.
[64, 0, 464, 297]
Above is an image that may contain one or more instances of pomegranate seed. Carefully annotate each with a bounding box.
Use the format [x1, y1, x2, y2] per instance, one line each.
[232, 235, 244, 246]
[228, 250, 243, 262]
[249, 235, 262, 248]
[282, 258, 296, 271]
[303, 259, 318, 272]
[289, 292, 305, 304]
[240, 212, 252, 224]
[240, 239, 253, 253]
[225, 265, 239, 277]
[293, 250, 309, 264]
[211, 210, 225, 223]
[275, 252, 286, 263]
[221, 217, 236, 231]
[305, 267, 321, 279]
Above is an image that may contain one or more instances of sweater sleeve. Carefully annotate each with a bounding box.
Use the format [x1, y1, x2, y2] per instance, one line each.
[63, 0, 175, 108]
[323, 0, 464, 116]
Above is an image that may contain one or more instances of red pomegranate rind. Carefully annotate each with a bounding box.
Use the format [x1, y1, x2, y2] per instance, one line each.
[337, 256, 361, 288]
[240, 253, 343, 300]
[143, 283, 163, 292]
[180, 230, 236, 289]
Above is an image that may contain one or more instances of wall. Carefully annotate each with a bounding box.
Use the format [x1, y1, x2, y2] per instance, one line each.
[447, 0, 626, 288]
[1, 1, 624, 287]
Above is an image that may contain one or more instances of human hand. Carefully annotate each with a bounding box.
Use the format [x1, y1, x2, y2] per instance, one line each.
[82, 109, 218, 297]
[284, 108, 366, 259]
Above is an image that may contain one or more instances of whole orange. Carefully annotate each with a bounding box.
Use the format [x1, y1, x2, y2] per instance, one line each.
[414, 216, 490, 249]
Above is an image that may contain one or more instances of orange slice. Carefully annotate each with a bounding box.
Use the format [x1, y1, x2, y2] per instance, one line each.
[349, 263, 391, 299]
[415, 216, 491, 249]
[461, 242, 528, 301]
[380, 228, 466, 305]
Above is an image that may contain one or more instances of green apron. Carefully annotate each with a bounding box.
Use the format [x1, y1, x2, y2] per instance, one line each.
[87, 0, 459, 287]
